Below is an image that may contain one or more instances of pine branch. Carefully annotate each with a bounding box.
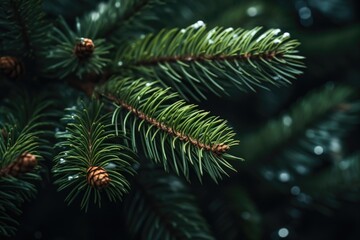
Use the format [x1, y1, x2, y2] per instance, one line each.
[124, 166, 215, 240]
[204, 186, 262, 240]
[0, 0, 49, 59]
[45, 17, 112, 79]
[8, 0, 31, 51]
[0, 91, 54, 167]
[299, 153, 360, 196]
[53, 100, 137, 211]
[78, 0, 165, 42]
[0, 91, 54, 237]
[0, 176, 39, 236]
[331, 153, 360, 190]
[97, 76, 241, 182]
[120, 0, 154, 22]
[282, 153, 360, 216]
[115, 24, 304, 101]
[241, 84, 359, 177]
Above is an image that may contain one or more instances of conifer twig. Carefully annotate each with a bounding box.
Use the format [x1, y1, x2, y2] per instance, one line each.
[104, 94, 230, 155]
[97, 76, 240, 182]
[116, 25, 304, 100]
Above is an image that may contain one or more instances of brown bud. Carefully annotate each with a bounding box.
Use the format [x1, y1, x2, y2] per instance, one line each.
[0, 152, 37, 177]
[0, 56, 24, 79]
[74, 38, 95, 59]
[87, 166, 110, 188]
[212, 144, 230, 155]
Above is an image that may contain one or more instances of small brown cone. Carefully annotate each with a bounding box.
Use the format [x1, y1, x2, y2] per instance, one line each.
[0, 152, 37, 177]
[74, 38, 95, 59]
[0, 56, 23, 79]
[87, 166, 110, 188]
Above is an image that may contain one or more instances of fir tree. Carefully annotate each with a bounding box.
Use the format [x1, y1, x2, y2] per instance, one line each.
[0, 0, 359, 239]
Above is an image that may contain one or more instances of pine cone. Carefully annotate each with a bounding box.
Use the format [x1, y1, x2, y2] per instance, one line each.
[74, 38, 95, 59]
[0, 152, 37, 177]
[87, 166, 110, 188]
[0, 56, 23, 79]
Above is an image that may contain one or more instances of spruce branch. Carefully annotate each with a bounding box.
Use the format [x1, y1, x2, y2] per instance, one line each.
[299, 153, 360, 197]
[53, 100, 137, 211]
[204, 186, 262, 240]
[0, 91, 54, 167]
[0, 176, 39, 236]
[241, 84, 359, 176]
[78, 0, 165, 42]
[0, 92, 54, 237]
[115, 25, 304, 101]
[124, 166, 215, 240]
[97, 76, 241, 182]
[45, 17, 112, 79]
[0, 0, 49, 59]
[284, 153, 360, 216]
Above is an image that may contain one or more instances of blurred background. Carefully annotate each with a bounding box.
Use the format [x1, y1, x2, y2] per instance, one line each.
[10, 0, 360, 239]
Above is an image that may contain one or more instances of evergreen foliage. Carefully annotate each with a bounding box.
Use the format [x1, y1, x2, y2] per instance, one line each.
[116, 25, 304, 101]
[53, 100, 137, 211]
[98, 76, 240, 181]
[300, 153, 360, 196]
[0, 92, 53, 237]
[242, 84, 357, 163]
[124, 166, 215, 240]
[0, 175, 39, 236]
[1, 0, 358, 239]
[204, 186, 262, 240]
[0, 0, 49, 63]
[237, 84, 360, 218]
[46, 17, 112, 79]
[77, 0, 166, 42]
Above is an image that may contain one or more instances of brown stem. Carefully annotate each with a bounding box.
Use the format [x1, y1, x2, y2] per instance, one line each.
[133, 51, 281, 67]
[133, 173, 189, 240]
[68, 78, 96, 97]
[102, 94, 230, 155]
[66, 71, 111, 97]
